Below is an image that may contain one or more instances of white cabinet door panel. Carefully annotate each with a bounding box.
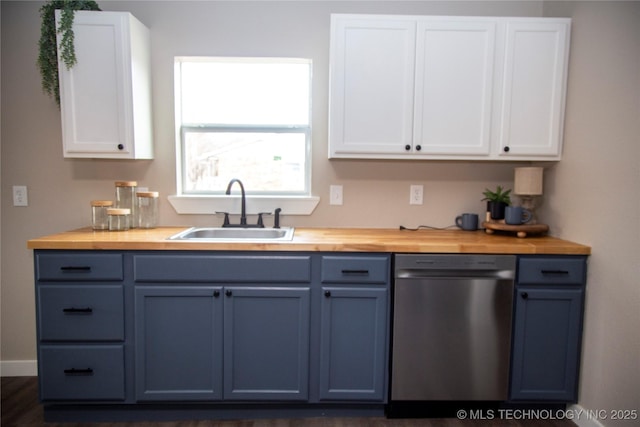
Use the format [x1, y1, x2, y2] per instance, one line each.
[414, 20, 496, 155]
[60, 15, 128, 154]
[498, 21, 570, 157]
[329, 16, 416, 156]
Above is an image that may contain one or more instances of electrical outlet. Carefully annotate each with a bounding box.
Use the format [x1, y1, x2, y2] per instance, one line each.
[410, 185, 423, 205]
[330, 185, 343, 205]
[13, 185, 28, 207]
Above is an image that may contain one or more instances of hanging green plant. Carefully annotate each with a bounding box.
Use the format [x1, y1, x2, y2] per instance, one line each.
[37, 0, 101, 107]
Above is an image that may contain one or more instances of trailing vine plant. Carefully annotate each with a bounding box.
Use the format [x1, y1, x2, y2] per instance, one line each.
[37, 0, 101, 106]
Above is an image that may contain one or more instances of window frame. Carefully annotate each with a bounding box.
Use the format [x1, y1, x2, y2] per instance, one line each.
[170, 56, 319, 216]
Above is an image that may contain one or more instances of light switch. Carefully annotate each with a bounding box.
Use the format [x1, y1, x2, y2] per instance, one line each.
[330, 185, 343, 205]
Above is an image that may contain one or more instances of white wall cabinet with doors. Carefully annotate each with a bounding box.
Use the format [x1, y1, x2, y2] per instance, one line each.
[56, 11, 153, 159]
[328, 14, 570, 161]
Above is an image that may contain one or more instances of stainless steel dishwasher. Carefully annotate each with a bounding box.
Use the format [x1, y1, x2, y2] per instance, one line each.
[391, 254, 516, 406]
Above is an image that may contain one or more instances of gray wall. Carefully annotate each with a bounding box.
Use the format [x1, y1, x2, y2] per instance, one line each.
[542, 2, 639, 425]
[2, 1, 638, 425]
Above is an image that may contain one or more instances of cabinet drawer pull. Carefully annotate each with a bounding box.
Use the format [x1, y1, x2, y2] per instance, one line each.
[541, 269, 570, 275]
[60, 266, 92, 272]
[62, 307, 93, 314]
[64, 368, 94, 376]
[341, 269, 369, 276]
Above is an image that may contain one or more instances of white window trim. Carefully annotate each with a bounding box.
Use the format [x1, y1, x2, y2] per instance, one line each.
[167, 194, 320, 216]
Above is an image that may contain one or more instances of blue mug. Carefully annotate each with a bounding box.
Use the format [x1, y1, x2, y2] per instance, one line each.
[456, 213, 479, 231]
[505, 206, 532, 225]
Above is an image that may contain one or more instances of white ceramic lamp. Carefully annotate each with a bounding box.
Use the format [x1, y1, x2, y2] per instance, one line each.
[514, 167, 544, 224]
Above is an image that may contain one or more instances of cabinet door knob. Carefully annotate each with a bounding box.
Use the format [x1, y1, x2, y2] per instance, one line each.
[503, 146, 510, 152]
[405, 144, 411, 151]
[117, 144, 124, 150]
[225, 289, 232, 297]
[415, 144, 422, 151]
[213, 290, 220, 298]
[324, 290, 331, 298]
[521, 292, 529, 299]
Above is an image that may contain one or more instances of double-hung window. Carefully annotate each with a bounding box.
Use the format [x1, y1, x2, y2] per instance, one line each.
[174, 57, 312, 198]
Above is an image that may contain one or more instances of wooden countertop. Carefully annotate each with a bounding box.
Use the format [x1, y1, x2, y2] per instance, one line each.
[27, 227, 591, 255]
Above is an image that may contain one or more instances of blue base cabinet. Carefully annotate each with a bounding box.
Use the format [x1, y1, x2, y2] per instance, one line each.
[33, 250, 391, 413]
[132, 253, 314, 402]
[34, 252, 127, 403]
[510, 256, 587, 402]
[319, 255, 389, 401]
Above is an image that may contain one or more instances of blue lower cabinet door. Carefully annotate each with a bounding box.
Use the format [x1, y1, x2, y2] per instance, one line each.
[223, 287, 311, 401]
[510, 287, 583, 401]
[135, 287, 223, 401]
[39, 344, 125, 401]
[319, 287, 388, 401]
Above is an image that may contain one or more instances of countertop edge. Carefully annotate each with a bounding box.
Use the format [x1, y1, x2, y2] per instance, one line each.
[26, 227, 591, 255]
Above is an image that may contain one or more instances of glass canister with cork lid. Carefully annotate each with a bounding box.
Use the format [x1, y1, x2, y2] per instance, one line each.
[107, 208, 131, 231]
[115, 181, 137, 228]
[91, 200, 113, 230]
[136, 191, 159, 229]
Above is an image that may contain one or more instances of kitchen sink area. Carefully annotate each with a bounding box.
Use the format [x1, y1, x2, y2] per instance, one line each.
[167, 226, 295, 242]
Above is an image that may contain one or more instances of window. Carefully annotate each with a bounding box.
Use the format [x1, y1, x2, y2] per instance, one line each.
[174, 57, 312, 196]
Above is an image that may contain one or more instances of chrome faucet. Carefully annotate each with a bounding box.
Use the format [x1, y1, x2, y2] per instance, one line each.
[224, 178, 248, 226]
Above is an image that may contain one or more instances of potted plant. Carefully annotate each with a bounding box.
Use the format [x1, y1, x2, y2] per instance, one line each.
[482, 185, 512, 220]
[37, 0, 101, 106]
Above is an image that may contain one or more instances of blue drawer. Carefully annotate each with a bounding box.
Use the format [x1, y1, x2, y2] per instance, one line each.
[39, 344, 125, 401]
[36, 253, 123, 281]
[37, 285, 124, 341]
[134, 254, 312, 283]
[518, 257, 587, 285]
[321, 255, 389, 284]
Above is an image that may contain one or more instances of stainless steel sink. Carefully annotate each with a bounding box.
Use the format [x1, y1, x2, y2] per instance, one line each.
[168, 227, 295, 242]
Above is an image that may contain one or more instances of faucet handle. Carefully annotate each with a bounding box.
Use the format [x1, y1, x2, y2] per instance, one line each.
[256, 212, 271, 228]
[216, 211, 230, 227]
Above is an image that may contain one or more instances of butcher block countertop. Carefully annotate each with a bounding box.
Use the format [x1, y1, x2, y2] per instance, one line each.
[27, 227, 591, 255]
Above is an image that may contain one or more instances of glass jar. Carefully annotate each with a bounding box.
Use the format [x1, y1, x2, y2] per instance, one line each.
[136, 191, 159, 229]
[107, 208, 131, 231]
[91, 200, 113, 230]
[115, 181, 138, 228]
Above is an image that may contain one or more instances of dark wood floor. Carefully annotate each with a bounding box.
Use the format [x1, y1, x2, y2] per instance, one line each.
[1, 377, 576, 427]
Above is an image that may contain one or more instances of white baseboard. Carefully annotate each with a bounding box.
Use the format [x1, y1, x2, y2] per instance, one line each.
[1, 360, 38, 377]
[568, 404, 607, 427]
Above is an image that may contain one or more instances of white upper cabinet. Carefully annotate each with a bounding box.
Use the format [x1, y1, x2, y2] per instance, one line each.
[329, 16, 416, 156]
[497, 20, 570, 158]
[56, 11, 153, 159]
[328, 14, 571, 161]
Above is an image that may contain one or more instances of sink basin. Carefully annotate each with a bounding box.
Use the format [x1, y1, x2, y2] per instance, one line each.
[168, 227, 295, 242]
